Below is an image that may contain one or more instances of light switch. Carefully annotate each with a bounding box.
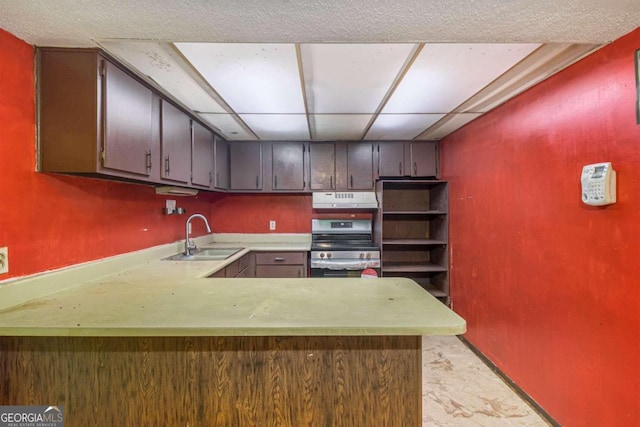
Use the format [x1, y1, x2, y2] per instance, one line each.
[269, 220, 276, 231]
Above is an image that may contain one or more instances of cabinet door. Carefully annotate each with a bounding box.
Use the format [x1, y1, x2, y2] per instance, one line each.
[102, 60, 154, 176]
[191, 121, 214, 189]
[410, 141, 438, 177]
[230, 142, 262, 190]
[160, 100, 191, 184]
[272, 142, 305, 191]
[378, 142, 405, 177]
[214, 136, 229, 190]
[347, 142, 374, 189]
[309, 142, 336, 190]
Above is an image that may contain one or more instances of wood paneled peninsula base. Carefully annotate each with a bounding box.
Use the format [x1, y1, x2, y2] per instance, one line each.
[1, 335, 420, 426]
[0, 274, 465, 426]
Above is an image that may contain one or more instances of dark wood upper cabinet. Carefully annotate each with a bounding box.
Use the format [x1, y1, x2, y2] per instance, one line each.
[377, 142, 405, 178]
[214, 136, 230, 190]
[230, 141, 262, 190]
[347, 142, 375, 190]
[272, 142, 306, 191]
[410, 141, 438, 178]
[39, 49, 156, 180]
[160, 100, 191, 184]
[191, 121, 214, 189]
[101, 60, 154, 176]
[309, 142, 336, 190]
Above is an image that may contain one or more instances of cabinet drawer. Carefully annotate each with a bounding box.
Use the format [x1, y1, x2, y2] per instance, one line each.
[255, 252, 306, 265]
[256, 265, 305, 278]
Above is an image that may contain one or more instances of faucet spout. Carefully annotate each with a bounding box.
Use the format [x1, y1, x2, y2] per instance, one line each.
[185, 214, 212, 256]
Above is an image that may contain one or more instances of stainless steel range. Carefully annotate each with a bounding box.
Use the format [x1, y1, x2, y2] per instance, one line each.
[310, 219, 381, 278]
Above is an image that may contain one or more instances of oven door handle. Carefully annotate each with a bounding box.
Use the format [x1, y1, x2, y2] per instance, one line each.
[310, 259, 380, 270]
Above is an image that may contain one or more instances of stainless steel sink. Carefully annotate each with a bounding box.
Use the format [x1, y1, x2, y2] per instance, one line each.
[164, 247, 243, 261]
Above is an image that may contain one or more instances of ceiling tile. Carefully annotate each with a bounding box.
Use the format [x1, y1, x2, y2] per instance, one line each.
[364, 114, 445, 140]
[100, 41, 228, 113]
[175, 43, 305, 114]
[310, 115, 372, 140]
[300, 43, 416, 113]
[239, 114, 310, 140]
[382, 43, 540, 113]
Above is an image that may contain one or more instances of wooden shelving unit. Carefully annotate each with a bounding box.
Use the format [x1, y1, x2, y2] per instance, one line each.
[375, 180, 450, 304]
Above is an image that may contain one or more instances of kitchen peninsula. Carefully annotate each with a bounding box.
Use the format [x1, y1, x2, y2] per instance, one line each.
[0, 238, 466, 426]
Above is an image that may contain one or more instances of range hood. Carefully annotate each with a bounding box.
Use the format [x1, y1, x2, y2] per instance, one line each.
[312, 191, 379, 210]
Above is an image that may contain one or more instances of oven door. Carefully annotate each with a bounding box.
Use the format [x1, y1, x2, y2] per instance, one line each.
[309, 258, 381, 278]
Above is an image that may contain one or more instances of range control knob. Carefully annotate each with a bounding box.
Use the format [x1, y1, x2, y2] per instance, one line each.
[327, 253, 332, 259]
[320, 252, 325, 258]
[366, 253, 372, 259]
[359, 253, 365, 259]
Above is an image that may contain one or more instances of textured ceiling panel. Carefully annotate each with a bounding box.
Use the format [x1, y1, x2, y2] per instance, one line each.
[0, 0, 637, 46]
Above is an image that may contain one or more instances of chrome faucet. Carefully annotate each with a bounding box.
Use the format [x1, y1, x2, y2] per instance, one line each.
[184, 214, 212, 256]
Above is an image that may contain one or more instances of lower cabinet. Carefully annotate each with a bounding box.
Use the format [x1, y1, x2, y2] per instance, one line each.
[209, 253, 253, 278]
[254, 251, 308, 278]
[208, 251, 309, 278]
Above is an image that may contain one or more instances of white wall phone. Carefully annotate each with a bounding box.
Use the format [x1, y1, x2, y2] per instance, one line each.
[581, 162, 616, 206]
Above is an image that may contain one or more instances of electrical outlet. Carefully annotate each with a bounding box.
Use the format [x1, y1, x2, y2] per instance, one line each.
[0, 247, 8, 274]
[269, 220, 276, 231]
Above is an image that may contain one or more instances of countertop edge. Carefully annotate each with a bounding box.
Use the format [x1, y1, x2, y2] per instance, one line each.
[0, 325, 466, 338]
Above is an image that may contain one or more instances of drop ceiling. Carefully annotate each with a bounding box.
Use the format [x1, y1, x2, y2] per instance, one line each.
[1, 0, 638, 141]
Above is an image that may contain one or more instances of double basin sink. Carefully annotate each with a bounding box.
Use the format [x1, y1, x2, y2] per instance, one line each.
[164, 247, 243, 261]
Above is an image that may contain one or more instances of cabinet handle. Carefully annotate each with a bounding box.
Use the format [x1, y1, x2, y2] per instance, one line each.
[274, 175, 278, 189]
[413, 162, 417, 176]
[330, 176, 333, 189]
[350, 174, 354, 188]
[399, 162, 402, 175]
[209, 171, 213, 184]
[274, 257, 285, 262]
[165, 156, 170, 175]
[216, 172, 219, 186]
[297, 268, 301, 278]
[256, 175, 259, 189]
[146, 149, 152, 174]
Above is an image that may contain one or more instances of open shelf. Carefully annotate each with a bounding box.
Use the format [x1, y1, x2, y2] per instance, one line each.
[383, 210, 446, 216]
[382, 263, 448, 273]
[376, 180, 449, 304]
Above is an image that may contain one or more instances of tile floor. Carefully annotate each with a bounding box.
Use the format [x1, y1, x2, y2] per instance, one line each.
[422, 336, 550, 426]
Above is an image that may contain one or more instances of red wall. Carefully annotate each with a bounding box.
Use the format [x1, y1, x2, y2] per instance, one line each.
[211, 194, 313, 233]
[441, 29, 640, 426]
[0, 29, 215, 280]
[210, 193, 372, 233]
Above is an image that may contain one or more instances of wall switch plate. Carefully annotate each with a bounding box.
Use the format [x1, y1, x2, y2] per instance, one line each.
[0, 247, 8, 274]
[269, 220, 276, 231]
